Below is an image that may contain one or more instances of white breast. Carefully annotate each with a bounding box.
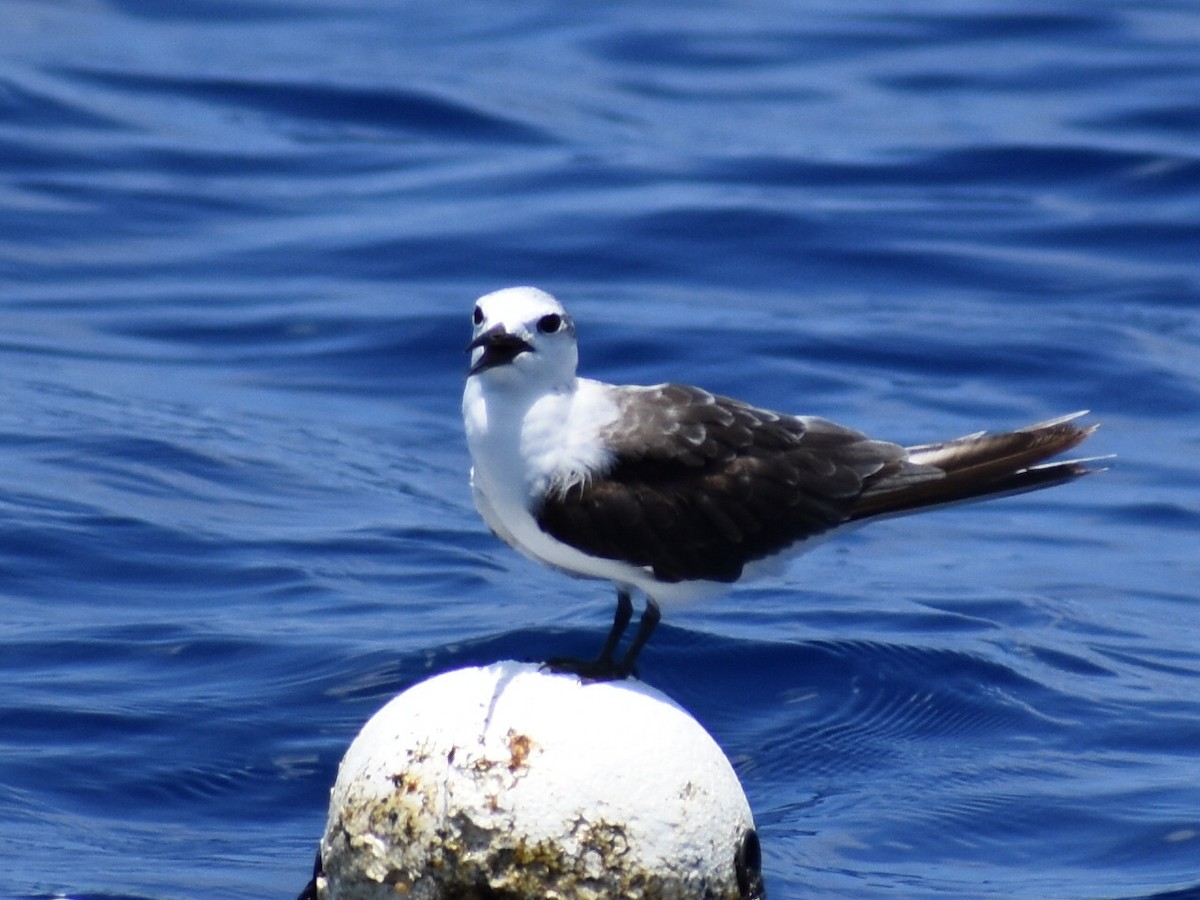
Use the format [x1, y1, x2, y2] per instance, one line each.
[464, 377, 738, 606]
[464, 376, 613, 551]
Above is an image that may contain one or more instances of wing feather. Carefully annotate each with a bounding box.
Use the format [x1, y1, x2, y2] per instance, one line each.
[535, 384, 899, 583]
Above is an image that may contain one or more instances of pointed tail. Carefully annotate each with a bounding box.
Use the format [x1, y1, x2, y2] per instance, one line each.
[849, 411, 1104, 522]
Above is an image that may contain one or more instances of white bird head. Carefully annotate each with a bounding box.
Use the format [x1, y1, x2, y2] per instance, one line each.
[466, 287, 579, 391]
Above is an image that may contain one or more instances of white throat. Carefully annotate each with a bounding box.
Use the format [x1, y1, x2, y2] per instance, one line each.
[464, 375, 618, 505]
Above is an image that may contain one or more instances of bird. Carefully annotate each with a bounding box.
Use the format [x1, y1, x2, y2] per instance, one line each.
[461, 286, 1101, 680]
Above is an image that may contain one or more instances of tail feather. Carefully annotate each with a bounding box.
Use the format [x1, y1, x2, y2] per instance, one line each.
[849, 412, 1101, 521]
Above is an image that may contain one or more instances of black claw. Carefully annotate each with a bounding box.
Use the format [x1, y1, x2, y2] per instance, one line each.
[542, 654, 637, 682]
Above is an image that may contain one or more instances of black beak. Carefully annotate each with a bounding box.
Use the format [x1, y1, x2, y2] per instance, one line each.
[466, 325, 533, 376]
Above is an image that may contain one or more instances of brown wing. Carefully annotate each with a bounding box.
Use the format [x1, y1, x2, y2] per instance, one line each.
[535, 386, 1101, 584]
[534, 384, 908, 583]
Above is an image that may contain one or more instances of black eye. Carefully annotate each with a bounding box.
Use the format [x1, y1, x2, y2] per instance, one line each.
[537, 313, 563, 334]
[473, 306, 484, 325]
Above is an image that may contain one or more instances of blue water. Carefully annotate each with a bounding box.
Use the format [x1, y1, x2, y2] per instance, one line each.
[2, 0, 1199, 897]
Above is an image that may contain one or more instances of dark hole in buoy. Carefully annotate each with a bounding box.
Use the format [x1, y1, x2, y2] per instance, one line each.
[735, 828, 765, 899]
[296, 848, 322, 900]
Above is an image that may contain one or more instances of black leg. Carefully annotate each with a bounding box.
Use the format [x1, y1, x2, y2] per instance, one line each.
[544, 587, 656, 681]
[616, 598, 660, 677]
[595, 588, 633, 666]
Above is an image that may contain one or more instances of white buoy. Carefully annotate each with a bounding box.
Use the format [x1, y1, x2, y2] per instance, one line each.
[308, 661, 764, 900]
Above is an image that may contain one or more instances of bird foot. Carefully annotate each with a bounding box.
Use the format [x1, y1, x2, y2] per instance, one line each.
[541, 590, 658, 682]
[541, 655, 637, 683]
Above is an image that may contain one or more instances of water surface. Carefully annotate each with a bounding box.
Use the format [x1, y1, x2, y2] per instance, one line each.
[2, 1, 1199, 897]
